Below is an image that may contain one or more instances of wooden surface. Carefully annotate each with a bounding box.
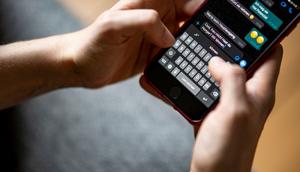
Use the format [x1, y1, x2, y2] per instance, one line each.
[58, 0, 300, 171]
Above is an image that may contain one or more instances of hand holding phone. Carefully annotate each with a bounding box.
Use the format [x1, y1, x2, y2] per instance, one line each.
[141, 45, 283, 171]
[144, 0, 299, 124]
[63, 0, 206, 89]
[190, 47, 283, 172]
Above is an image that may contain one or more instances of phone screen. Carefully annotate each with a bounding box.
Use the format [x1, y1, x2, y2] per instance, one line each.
[146, 0, 299, 122]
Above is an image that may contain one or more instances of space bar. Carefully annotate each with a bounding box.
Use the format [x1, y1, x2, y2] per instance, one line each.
[176, 72, 201, 95]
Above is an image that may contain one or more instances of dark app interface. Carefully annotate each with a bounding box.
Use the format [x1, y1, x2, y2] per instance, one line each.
[158, 0, 300, 108]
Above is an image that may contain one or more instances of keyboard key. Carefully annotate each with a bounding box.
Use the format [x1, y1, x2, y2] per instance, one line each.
[159, 56, 169, 66]
[192, 57, 200, 66]
[203, 53, 212, 62]
[166, 62, 175, 71]
[197, 91, 214, 108]
[180, 60, 188, 69]
[187, 53, 195, 62]
[185, 36, 193, 45]
[166, 48, 176, 59]
[175, 56, 184, 65]
[201, 66, 208, 74]
[210, 89, 220, 100]
[171, 67, 180, 76]
[183, 48, 191, 57]
[189, 69, 197, 78]
[173, 40, 182, 49]
[196, 61, 205, 70]
[199, 49, 207, 58]
[177, 72, 201, 95]
[189, 40, 198, 49]
[194, 44, 203, 54]
[203, 82, 212, 91]
[160, 32, 219, 107]
[205, 72, 211, 79]
[184, 65, 193, 74]
[198, 77, 207, 87]
[180, 32, 189, 41]
[178, 44, 186, 53]
[193, 73, 202, 82]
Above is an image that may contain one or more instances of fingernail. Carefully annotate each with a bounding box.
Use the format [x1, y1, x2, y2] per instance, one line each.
[163, 30, 175, 46]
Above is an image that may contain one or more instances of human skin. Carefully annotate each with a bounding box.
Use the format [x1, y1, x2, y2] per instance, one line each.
[189, 46, 282, 172]
[0, 0, 204, 109]
[141, 47, 283, 172]
[0, 0, 283, 171]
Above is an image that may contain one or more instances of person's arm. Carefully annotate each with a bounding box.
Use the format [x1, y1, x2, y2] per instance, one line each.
[0, 0, 204, 110]
[0, 9, 174, 110]
[0, 35, 80, 109]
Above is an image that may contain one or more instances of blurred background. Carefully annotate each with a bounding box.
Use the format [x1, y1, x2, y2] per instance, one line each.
[0, 0, 299, 172]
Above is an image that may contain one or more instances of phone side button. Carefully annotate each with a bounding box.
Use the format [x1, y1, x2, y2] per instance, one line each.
[196, 91, 213, 108]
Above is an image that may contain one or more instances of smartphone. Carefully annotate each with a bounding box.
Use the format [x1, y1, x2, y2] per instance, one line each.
[144, 0, 300, 124]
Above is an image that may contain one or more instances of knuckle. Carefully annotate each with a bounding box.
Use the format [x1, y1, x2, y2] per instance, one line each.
[99, 11, 114, 25]
[261, 90, 276, 115]
[97, 11, 118, 34]
[231, 66, 245, 77]
[226, 65, 246, 80]
[144, 10, 160, 25]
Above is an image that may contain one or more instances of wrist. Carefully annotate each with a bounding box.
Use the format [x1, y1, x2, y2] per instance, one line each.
[23, 34, 85, 90]
[52, 33, 87, 88]
[58, 27, 113, 89]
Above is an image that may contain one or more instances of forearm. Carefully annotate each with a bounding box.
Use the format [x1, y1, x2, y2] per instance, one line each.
[0, 35, 80, 109]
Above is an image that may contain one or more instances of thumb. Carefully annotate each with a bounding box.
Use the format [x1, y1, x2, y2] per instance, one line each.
[208, 57, 247, 106]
